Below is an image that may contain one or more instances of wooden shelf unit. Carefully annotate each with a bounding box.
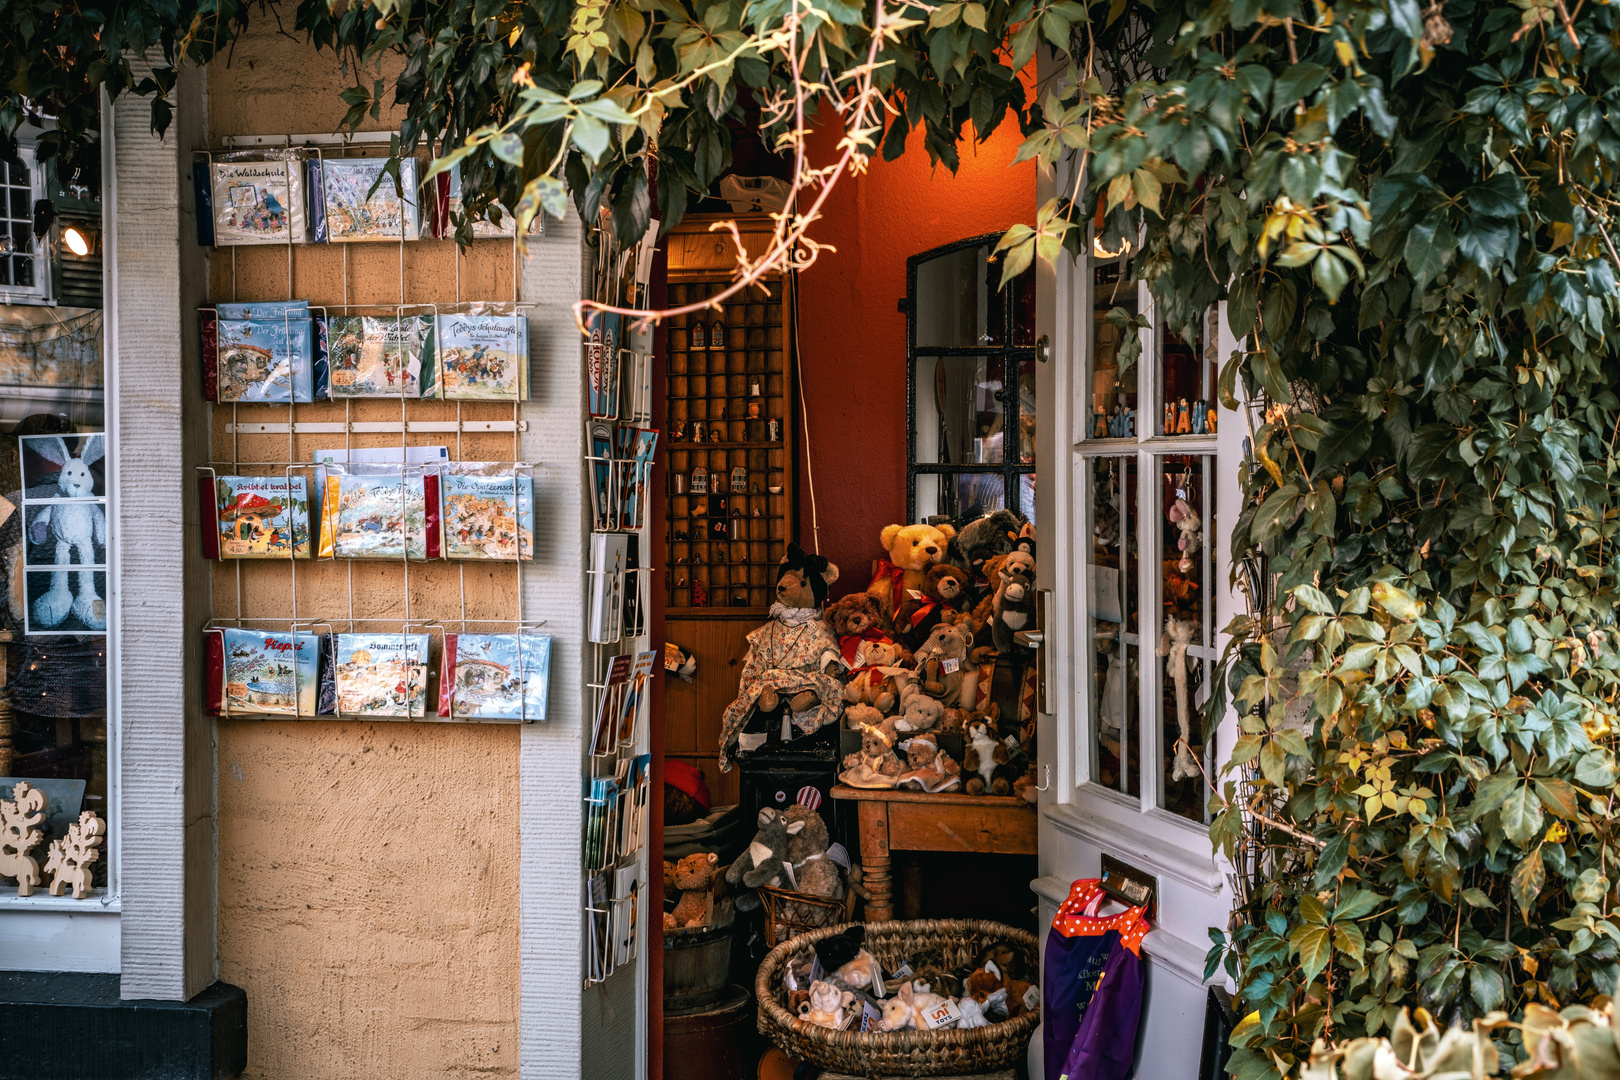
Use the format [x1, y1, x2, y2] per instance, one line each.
[662, 218, 795, 616]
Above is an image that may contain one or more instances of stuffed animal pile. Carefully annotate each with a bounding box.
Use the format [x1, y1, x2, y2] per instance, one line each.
[782, 925, 1039, 1033]
[712, 517, 1040, 802]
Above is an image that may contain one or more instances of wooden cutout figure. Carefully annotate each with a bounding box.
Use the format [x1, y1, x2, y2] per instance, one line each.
[45, 811, 105, 898]
[0, 780, 47, 896]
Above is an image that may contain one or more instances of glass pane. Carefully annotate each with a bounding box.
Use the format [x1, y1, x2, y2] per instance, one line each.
[1088, 267, 1139, 439]
[914, 355, 1009, 464]
[1156, 307, 1219, 437]
[12, 254, 32, 288]
[9, 187, 27, 220]
[1088, 455, 1138, 795]
[1156, 453, 1215, 822]
[915, 243, 995, 347]
[917, 471, 1007, 521]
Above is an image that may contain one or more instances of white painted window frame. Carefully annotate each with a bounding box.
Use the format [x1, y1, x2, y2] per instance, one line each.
[0, 134, 52, 306]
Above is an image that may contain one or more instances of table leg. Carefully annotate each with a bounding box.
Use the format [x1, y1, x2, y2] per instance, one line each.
[858, 799, 892, 922]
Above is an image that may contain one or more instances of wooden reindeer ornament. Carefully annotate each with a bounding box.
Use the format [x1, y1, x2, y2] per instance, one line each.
[45, 811, 105, 899]
[0, 780, 47, 896]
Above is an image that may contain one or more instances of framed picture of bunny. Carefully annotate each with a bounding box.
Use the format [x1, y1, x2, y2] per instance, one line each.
[18, 433, 108, 636]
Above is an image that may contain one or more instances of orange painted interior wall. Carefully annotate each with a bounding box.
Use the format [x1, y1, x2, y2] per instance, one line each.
[792, 109, 1036, 585]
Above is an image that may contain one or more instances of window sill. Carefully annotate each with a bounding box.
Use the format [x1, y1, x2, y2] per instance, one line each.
[1045, 792, 1224, 894]
[0, 889, 119, 913]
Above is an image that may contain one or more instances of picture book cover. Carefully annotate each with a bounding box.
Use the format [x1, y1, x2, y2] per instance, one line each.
[333, 633, 430, 717]
[206, 628, 320, 716]
[438, 633, 552, 720]
[216, 299, 309, 321]
[318, 470, 438, 559]
[617, 650, 657, 745]
[590, 654, 634, 756]
[216, 317, 315, 403]
[441, 470, 534, 561]
[210, 153, 308, 246]
[588, 532, 628, 644]
[211, 475, 311, 559]
[430, 312, 528, 399]
[326, 315, 432, 398]
[619, 428, 658, 531]
[320, 157, 422, 242]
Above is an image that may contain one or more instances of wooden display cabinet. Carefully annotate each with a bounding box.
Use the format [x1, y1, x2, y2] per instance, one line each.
[662, 215, 794, 618]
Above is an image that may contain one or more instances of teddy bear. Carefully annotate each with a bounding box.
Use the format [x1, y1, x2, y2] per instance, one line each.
[896, 733, 962, 793]
[908, 618, 977, 708]
[969, 551, 1036, 660]
[893, 563, 974, 650]
[824, 592, 893, 662]
[842, 638, 912, 714]
[839, 710, 904, 789]
[945, 509, 1026, 593]
[963, 716, 1016, 795]
[894, 693, 943, 734]
[666, 851, 720, 928]
[867, 521, 956, 618]
[725, 806, 793, 908]
[718, 544, 847, 770]
[939, 706, 970, 735]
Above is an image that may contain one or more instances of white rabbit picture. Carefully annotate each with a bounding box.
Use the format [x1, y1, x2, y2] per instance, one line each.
[22, 435, 107, 633]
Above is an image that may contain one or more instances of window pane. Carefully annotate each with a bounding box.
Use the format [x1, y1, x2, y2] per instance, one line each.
[915, 243, 995, 347]
[9, 187, 27, 220]
[1156, 453, 1214, 822]
[917, 471, 1007, 521]
[1088, 455, 1138, 795]
[12, 254, 32, 288]
[914, 355, 1009, 464]
[1155, 307, 1218, 437]
[1088, 265, 1139, 439]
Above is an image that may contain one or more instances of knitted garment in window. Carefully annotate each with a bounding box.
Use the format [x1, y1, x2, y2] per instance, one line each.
[1043, 878, 1149, 1080]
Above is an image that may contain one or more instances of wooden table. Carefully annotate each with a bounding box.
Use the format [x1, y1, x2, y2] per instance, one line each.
[831, 785, 1037, 922]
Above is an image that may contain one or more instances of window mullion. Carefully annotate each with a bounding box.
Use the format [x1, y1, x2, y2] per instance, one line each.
[1136, 445, 1161, 813]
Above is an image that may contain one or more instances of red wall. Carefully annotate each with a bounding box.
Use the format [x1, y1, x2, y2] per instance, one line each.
[793, 110, 1036, 593]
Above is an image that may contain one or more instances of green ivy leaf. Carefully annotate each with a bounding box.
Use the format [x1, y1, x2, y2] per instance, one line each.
[1291, 924, 1334, 982]
[1500, 784, 1544, 848]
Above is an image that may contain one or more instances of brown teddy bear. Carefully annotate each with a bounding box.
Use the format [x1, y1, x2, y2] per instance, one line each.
[896, 733, 962, 792]
[909, 619, 977, 708]
[824, 591, 893, 652]
[867, 521, 956, 618]
[667, 851, 719, 928]
[894, 693, 943, 734]
[893, 563, 973, 650]
[843, 638, 912, 714]
[839, 707, 904, 788]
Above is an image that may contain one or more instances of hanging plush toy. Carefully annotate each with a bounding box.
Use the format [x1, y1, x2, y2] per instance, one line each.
[1168, 496, 1201, 575]
[1157, 615, 1201, 781]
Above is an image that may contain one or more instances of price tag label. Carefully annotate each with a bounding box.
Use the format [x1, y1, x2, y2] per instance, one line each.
[941, 658, 959, 673]
[922, 998, 964, 1030]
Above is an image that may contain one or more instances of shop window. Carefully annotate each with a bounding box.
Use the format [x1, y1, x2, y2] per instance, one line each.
[1078, 245, 1218, 826]
[906, 236, 1036, 524]
[0, 148, 48, 305]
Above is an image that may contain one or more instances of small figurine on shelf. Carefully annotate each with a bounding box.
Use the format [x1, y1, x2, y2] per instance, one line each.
[731, 466, 747, 493]
[711, 315, 726, 349]
[1163, 401, 1176, 435]
[768, 473, 784, 494]
[692, 581, 709, 607]
[691, 466, 708, 495]
[692, 322, 707, 350]
[1107, 404, 1125, 438]
[1205, 402, 1217, 432]
[752, 507, 763, 518]
[691, 421, 705, 444]
[1191, 399, 1207, 435]
[747, 399, 762, 420]
[1176, 398, 1191, 434]
[732, 593, 748, 606]
[1093, 407, 1108, 439]
[1123, 406, 1135, 437]
[767, 418, 781, 441]
[0, 781, 47, 897]
[672, 420, 687, 442]
[45, 811, 105, 899]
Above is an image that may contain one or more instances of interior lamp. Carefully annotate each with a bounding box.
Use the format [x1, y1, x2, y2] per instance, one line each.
[62, 226, 91, 257]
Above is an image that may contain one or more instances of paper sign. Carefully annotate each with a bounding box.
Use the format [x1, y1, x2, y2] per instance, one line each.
[860, 1001, 884, 1033]
[1023, 984, 1041, 1012]
[922, 998, 964, 1030]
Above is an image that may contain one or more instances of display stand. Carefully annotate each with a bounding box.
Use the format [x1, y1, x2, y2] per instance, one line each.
[201, 134, 545, 723]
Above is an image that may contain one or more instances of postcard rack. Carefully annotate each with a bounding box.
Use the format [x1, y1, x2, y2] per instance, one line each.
[580, 211, 659, 988]
[201, 171, 552, 725]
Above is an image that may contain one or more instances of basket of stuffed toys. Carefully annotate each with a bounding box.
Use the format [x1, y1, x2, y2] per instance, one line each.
[755, 919, 1040, 1077]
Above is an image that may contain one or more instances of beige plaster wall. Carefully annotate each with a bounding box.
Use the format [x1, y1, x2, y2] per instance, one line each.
[207, 23, 523, 1080]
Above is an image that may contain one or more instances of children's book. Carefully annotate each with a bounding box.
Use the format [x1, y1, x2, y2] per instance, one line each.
[588, 532, 629, 644]
[325, 315, 432, 398]
[216, 316, 315, 403]
[440, 466, 534, 561]
[312, 445, 448, 508]
[591, 654, 634, 756]
[616, 650, 657, 746]
[437, 633, 552, 720]
[208, 151, 309, 246]
[317, 465, 440, 560]
[205, 628, 320, 716]
[428, 311, 529, 400]
[332, 633, 430, 717]
[588, 420, 615, 530]
[206, 475, 312, 559]
[318, 157, 422, 242]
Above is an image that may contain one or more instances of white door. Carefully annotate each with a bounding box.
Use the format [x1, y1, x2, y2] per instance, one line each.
[1029, 142, 1244, 1080]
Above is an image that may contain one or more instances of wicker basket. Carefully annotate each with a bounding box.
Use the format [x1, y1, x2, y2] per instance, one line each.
[756, 884, 848, 947]
[755, 918, 1039, 1078]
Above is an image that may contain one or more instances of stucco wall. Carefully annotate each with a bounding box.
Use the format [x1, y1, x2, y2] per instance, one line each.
[206, 24, 524, 1080]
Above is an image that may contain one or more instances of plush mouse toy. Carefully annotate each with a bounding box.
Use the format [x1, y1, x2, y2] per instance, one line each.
[781, 804, 844, 926]
[725, 807, 792, 909]
[718, 544, 846, 770]
[893, 563, 974, 650]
